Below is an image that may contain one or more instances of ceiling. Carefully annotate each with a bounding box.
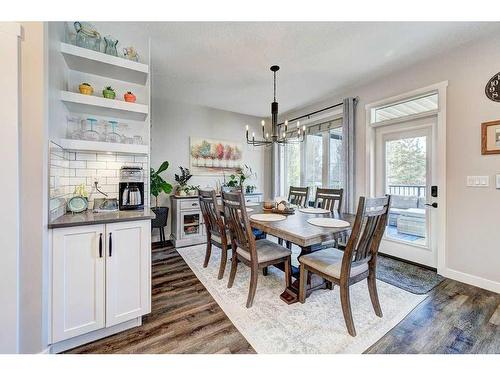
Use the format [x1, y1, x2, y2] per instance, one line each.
[102, 22, 500, 117]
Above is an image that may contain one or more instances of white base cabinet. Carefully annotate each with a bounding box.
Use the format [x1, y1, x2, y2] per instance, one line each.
[50, 220, 151, 346]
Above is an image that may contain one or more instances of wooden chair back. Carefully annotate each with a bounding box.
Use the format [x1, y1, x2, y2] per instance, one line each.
[341, 195, 391, 277]
[221, 191, 257, 261]
[198, 189, 225, 239]
[288, 186, 309, 207]
[314, 188, 344, 212]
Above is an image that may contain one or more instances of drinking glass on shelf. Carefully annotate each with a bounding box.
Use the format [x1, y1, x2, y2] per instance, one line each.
[105, 120, 122, 143]
[67, 116, 82, 139]
[133, 135, 143, 145]
[82, 118, 100, 141]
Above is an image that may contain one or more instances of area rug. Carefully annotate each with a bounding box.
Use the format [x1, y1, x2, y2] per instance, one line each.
[177, 244, 427, 354]
[377, 255, 444, 294]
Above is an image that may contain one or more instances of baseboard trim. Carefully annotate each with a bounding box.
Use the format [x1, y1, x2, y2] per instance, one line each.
[441, 267, 500, 294]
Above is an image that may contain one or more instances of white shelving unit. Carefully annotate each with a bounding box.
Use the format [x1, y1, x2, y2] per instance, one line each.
[60, 91, 149, 121]
[57, 139, 149, 155]
[60, 42, 149, 84]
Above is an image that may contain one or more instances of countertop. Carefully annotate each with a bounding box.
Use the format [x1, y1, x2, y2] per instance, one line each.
[48, 208, 156, 229]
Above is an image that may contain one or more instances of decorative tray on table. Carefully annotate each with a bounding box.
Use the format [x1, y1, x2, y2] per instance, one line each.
[271, 208, 295, 215]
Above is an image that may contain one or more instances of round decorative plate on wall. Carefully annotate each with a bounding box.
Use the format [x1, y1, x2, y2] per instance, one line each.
[485, 72, 500, 102]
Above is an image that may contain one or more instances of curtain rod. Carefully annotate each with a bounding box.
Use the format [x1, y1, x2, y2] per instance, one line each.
[277, 101, 343, 127]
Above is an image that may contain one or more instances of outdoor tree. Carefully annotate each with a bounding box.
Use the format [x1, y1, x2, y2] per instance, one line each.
[386, 137, 426, 186]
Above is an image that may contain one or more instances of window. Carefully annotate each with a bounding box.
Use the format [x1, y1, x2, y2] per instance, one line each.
[371, 92, 438, 124]
[329, 127, 343, 189]
[279, 118, 344, 201]
[304, 132, 323, 196]
[283, 142, 301, 194]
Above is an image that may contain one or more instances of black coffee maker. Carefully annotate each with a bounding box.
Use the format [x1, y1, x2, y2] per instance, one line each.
[119, 167, 144, 210]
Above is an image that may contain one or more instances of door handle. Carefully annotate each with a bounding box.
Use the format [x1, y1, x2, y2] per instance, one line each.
[425, 202, 438, 208]
[109, 232, 112, 257]
[99, 233, 103, 258]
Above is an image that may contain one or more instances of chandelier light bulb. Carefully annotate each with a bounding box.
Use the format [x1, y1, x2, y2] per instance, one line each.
[297, 120, 300, 128]
[261, 120, 265, 127]
[252, 132, 255, 138]
[245, 124, 249, 131]
[266, 132, 269, 139]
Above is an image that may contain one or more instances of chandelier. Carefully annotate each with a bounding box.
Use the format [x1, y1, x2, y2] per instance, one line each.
[245, 65, 306, 146]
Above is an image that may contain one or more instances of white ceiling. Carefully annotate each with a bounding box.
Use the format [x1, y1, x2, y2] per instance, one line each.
[105, 22, 500, 117]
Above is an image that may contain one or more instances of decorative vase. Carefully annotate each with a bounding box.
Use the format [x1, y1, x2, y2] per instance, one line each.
[124, 92, 136, 103]
[79, 83, 93, 95]
[102, 88, 116, 99]
[178, 189, 186, 196]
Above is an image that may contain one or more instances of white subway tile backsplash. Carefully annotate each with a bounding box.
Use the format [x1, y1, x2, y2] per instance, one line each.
[50, 147, 150, 217]
[97, 153, 117, 162]
[87, 161, 107, 169]
[116, 155, 135, 162]
[106, 177, 119, 185]
[106, 161, 125, 170]
[75, 169, 97, 177]
[75, 152, 97, 161]
[69, 160, 86, 169]
[96, 169, 117, 177]
[69, 177, 87, 185]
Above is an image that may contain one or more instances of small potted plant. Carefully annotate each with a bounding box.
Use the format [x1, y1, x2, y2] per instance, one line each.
[79, 82, 93, 95]
[187, 185, 200, 196]
[102, 86, 116, 99]
[150, 161, 173, 238]
[174, 167, 193, 196]
[124, 91, 136, 103]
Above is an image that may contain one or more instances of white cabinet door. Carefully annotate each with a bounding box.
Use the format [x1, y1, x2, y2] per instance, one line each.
[105, 220, 151, 327]
[52, 224, 106, 342]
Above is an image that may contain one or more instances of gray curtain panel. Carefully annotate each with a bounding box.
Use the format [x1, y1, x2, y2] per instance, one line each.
[342, 97, 357, 213]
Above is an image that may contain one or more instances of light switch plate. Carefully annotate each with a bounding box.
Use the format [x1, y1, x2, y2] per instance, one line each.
[467, 176, 489, 187]
[496, 174, 500, 189]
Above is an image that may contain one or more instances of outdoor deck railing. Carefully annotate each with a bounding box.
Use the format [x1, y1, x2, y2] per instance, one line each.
[387, 184, 426, 197]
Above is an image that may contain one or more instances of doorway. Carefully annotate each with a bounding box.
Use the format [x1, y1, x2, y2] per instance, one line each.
[365, 83, 447, 270]
[375, 117, 438, 267]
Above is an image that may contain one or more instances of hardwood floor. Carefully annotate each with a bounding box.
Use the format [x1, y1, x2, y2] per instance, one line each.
[65, 245, 255, 354]
[66, 245, 499, 354]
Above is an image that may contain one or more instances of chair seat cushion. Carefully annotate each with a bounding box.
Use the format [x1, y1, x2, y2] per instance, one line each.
[211, 230, 230, 245]
[300, 248, 368, 279]
[236, 239, 291, 264]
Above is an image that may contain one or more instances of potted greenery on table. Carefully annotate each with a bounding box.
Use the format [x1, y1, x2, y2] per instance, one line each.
[150, 161, 173, 241]
[174, 167, 194, 196]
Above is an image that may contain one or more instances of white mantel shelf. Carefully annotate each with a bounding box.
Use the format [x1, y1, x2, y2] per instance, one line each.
[58, 139, 149, 155]
[60, 91, 149, 121]
[60, 42, 149, 85]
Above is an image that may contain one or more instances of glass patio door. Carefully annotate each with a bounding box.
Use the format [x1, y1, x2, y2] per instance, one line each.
[375, 117, 438, 267]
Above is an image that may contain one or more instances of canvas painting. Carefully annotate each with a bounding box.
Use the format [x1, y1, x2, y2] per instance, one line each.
[190, 137, 243, 174]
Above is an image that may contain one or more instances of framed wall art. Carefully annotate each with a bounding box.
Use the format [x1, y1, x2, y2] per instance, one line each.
[481, 120, 500, 155]
[190, 137, 243, 175]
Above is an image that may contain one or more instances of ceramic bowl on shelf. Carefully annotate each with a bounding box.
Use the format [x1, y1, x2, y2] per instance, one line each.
[78, 83, 93, 95]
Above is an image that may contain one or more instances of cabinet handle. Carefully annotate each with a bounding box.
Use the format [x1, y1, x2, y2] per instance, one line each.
[99, 233, 103, 258]
[109, 232, 112, 257]
[192, 203, 198, 206]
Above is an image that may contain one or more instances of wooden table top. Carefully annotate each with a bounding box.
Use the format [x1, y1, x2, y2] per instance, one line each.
[221, 204, 355, 248]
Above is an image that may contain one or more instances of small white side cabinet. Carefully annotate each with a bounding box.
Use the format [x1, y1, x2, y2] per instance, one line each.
[51, 220, 151, 344]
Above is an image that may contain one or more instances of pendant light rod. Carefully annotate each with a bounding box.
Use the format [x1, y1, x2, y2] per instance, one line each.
[276, 101, 343, 127]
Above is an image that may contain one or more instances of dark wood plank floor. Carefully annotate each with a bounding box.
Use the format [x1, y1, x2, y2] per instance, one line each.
[66, 245, 499, 354]
[66, 245, 255, 354]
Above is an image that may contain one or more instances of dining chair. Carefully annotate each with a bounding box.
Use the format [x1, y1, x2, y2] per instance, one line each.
[298, 195, 391, 337]
[199, 188, 231, 280]
[313, 188, 344, 212]
[222, 190, 293, 308]
[288, 186, 309, 208]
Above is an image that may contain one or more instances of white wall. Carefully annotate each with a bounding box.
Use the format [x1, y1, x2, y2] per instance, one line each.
[0, 22, 21, 354]
[19, 22, 48, 353]
[282, 32, 500, 291]
[151, 98, 270, 238]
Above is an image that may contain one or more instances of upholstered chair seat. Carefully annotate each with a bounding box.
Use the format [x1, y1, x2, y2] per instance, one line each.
[300, 248, 368, 279]
[236, 239, 292, 263]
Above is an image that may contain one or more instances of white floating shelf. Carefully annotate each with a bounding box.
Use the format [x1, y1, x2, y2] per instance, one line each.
[58, 139, 149, 155]
[61, 91, 149, 121]
[61, 42, 149, 85]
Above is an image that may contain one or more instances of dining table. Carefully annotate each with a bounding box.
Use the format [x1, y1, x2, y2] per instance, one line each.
[219, 202, 356, 304]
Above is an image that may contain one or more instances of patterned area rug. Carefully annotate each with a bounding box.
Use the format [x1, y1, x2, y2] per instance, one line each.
[377, 255, 444, 294]
[177, 244, 426, 354]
